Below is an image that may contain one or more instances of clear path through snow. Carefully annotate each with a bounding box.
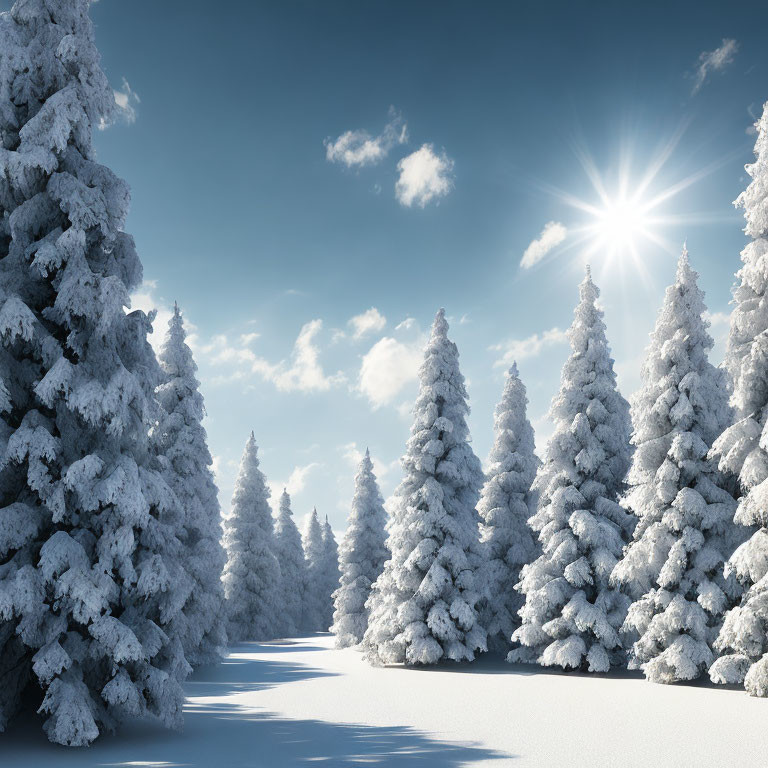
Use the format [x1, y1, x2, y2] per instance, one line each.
[2, 633, 767, 767]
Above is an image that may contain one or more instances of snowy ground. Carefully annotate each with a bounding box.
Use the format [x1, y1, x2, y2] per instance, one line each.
[2, 633, 767, 767]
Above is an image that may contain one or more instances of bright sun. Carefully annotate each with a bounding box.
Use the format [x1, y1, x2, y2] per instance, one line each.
[541, 129, 717, 281]
[589, 196, 653, 255]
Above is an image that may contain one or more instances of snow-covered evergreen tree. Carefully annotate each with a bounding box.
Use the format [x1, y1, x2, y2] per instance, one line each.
[0, 0, 190, 745]
[274, 489, 305, 638]
[155, 304, 226, 666]
[222, 434, 281, 642]
[709, 101, 768, 696]
[477, 364, 540, 652]
[611, 249, 743, 684]
[509, 268, 633, 672]
[362, 309, 487, 665]
[319, 515, 340, 632]
[302, 508, 325, 632]
[331, 450, 388, 647]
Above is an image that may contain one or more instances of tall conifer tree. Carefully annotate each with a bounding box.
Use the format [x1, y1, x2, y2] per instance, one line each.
[302, 508, 325, 632]
[319, 516, 340, 631]
[274, 489, 305, 637]
[0, 0, 189, 744]
[477, 365, 539, 651]
[709, 101, 768, 696]
[611, 250, 744, 684]
[222, 434, 281, 642]
[331, 450, 388, 647]
[155, 304, 227, 666]
[510, 269, 633, 672]
[363, 310, 487, 665]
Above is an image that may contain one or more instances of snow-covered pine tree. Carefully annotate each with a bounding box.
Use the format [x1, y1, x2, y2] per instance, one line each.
[0, 0, 191, 745]
[331, 450, 388, 647]
[155, 304, 226, 667]
[709, 101, 768, 696]
[509, 268, 633, 672]
[477, 364, 540, 652]
[611, 249, 743, 684]
[302, 508, 325, 632]
[222, 433, 281, 642]
[274, 489, 305, 637]
[319, 515, 340, 632]
[362, 309, 487, 665]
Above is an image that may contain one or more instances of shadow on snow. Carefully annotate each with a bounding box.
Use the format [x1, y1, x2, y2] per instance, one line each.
[397, 650, 739, 691]
[0, 638, 510, 767]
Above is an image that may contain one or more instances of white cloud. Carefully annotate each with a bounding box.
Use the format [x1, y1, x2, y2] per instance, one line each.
[325, 108, 408, 168]
[520, 221, 568, 269]
[206, 319, 345, 393]
[692, 39, 738, 94]
[132, 281, 342, 394]
[269, 462, 322, 503]
[358, 336, 423, 409]
[348, 307, 386, 340]
[491, 327, 568, 367]
[112, 78, 140, 125]
[395, 144, 454, 208]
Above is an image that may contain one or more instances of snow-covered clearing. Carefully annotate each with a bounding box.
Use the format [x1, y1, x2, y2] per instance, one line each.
[3, 633, 767, 767]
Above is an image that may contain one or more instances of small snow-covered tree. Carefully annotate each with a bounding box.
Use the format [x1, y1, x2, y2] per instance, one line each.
[0, 0, 191, 745]
[510, 268, 633, 672]
[319, 515, 340, 632]
[709, 101, 768, 696]
[302, 508, 325, 632]
[274, 490, 305, 637]
[222, 434, 281, 642]
[331, 450, 389, 647]
[155, 304, 227, 666]
[362, 309, 487, 665]
[477, 364, 540, 652]
[611, 249, 743, 684]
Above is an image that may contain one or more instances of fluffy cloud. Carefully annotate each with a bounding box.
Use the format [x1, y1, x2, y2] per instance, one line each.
[692, 39, 738, 94]
[133, 281, 342, 394]
[520, 221, 567, 269]
[205, 319, 345, 393]
[99, 78, 140, 129]
[270, 462, 322, 500]
[358, 336, 423, 409]
[491, 327, 568, 367]
[348, 307, 386, 339]
[395, 144, 454, 208]
[260, 320, 344, 392]
[325, 108, 408, 168]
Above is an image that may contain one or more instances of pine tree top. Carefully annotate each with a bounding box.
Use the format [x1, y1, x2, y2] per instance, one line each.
[158, 303, 198, 380]
[542, 267, 630, 500]
[229, 433, 272, 529]
[737, 100, 768, 240]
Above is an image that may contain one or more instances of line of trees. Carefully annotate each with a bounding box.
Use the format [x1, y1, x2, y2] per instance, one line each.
[350, 208, 768, 698]
[345, 100, 768, 706]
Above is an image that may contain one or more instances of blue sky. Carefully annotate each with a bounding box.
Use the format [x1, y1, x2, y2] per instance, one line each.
[35, 0, 768, 533]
